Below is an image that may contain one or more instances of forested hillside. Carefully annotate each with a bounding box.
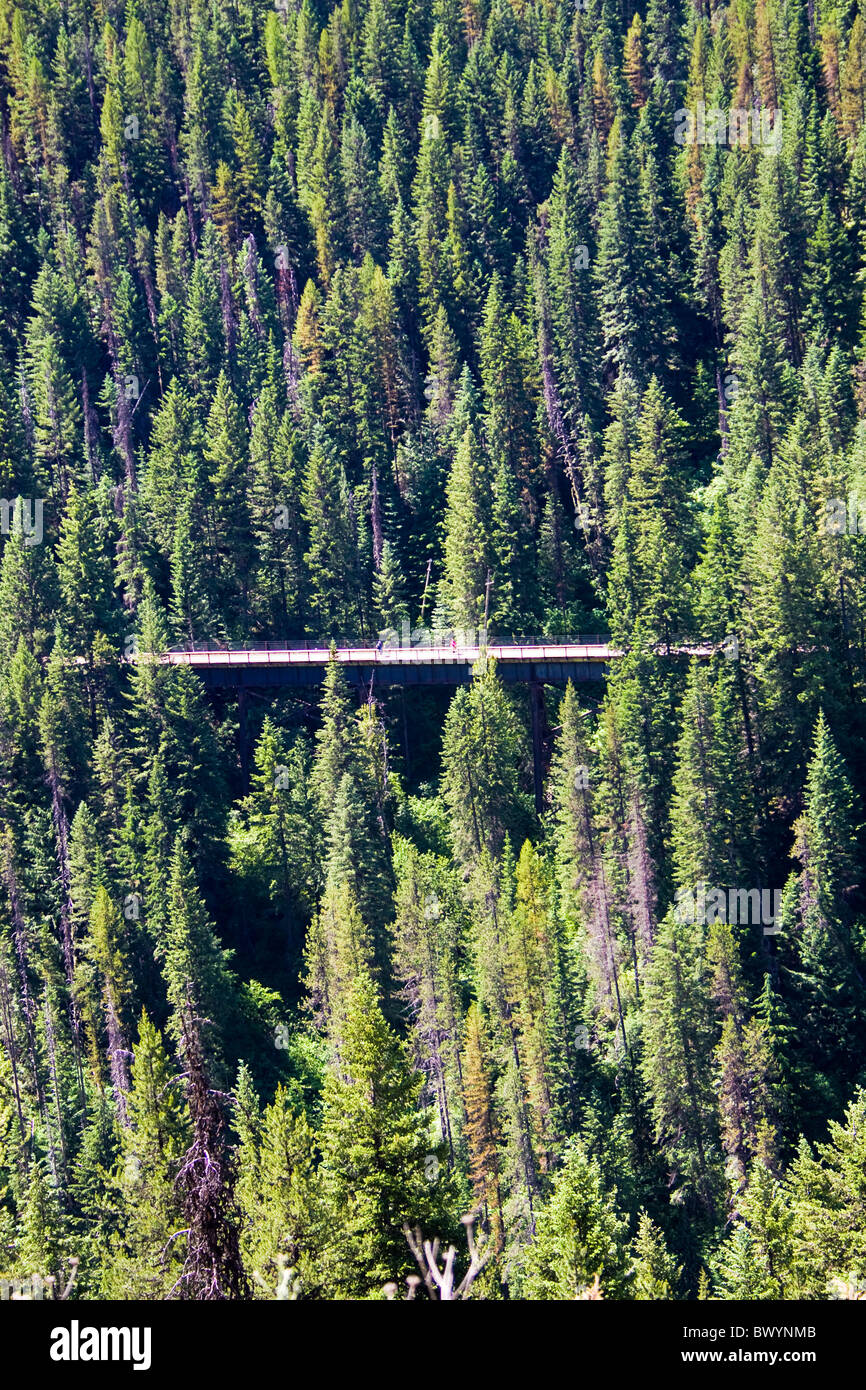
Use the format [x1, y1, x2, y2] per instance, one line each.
[1, 0, 866, 1301]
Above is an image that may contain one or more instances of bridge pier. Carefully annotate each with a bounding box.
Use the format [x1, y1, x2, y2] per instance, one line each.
[237, 688, 250, 794]
[529, 676, 549, 816]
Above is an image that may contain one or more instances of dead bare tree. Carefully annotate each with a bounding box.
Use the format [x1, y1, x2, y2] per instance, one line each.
[384, 1213, 491, 1301]
[171, 1004, 247, 1300]
[252, 1254, 302, 1301]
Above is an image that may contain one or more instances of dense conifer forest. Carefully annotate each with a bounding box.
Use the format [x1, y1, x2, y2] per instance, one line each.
[1, 0, 866, 1303]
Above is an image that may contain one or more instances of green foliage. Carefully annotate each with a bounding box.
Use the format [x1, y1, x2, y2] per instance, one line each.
[0, 0, 864, 1305]
[520, 1141, 631, 1299]
[318, 969, 449, 1295]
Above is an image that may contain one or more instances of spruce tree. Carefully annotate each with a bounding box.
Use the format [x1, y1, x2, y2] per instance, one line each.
[520, 1141, 631, 1299]
[318, 968, 449, 1295]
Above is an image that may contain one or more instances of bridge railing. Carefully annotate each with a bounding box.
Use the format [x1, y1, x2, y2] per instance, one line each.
[166, 634, 618, 654]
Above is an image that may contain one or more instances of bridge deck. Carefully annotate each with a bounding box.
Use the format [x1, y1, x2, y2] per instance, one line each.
[164, 642, 620, 666]
[153, 642, 716, 686]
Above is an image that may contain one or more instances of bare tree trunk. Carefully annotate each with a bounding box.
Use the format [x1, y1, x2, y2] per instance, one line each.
[104, 983, 130, 1128]
[0, 959, 25, 1140]
[43, 987, 69, 1184]
[2, 841, 49, 1131]
[45, 749, 86, 1114]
